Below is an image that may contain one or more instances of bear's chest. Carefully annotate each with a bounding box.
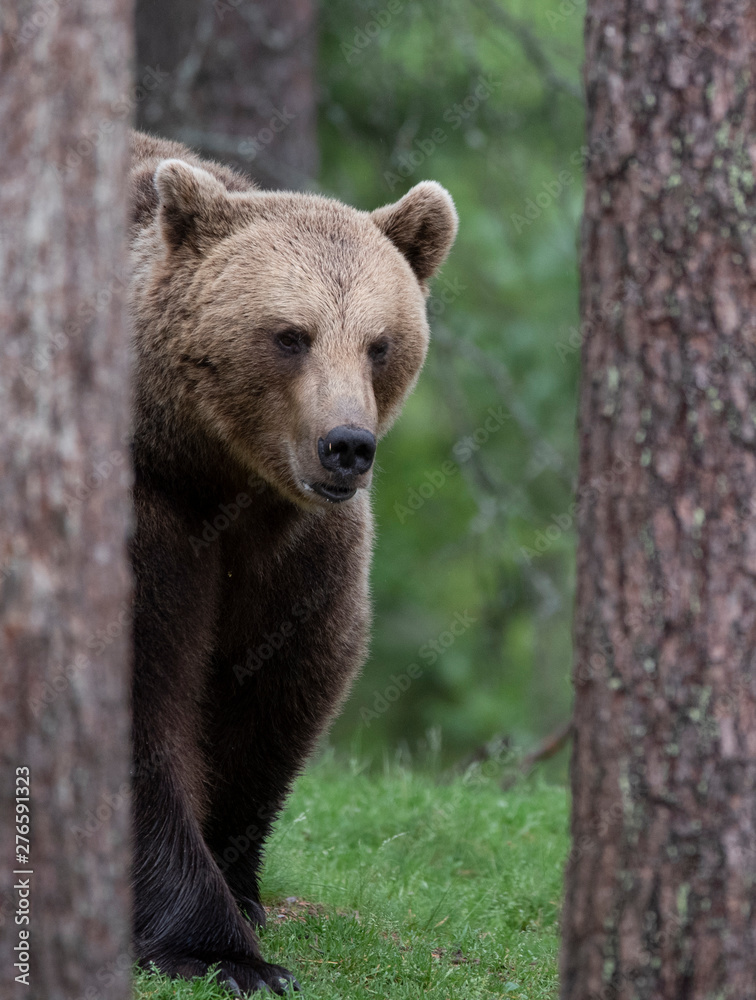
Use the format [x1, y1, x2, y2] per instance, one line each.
[211, 497, 373, 677]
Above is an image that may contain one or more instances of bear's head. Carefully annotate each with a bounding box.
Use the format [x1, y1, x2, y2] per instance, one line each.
[145, 160, 457, 507]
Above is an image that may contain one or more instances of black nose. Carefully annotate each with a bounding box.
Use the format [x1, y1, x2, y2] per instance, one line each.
[318, 426, 376, 476]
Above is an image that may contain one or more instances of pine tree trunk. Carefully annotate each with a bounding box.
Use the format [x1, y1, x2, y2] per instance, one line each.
[0, 3, 133, 998]
[561, 2, 756, 998]
[134, 0, 318, 189]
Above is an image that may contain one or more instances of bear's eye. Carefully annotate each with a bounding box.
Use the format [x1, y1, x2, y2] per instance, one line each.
[368, 338, 390, 364]
[275, 328, 309, 356]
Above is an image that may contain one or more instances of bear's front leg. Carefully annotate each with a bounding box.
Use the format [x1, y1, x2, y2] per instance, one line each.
[132, 748, 299, 995]
[131, 485, 299, 995]
[202, 537, 371, 934]
[204, 774, 286, 929]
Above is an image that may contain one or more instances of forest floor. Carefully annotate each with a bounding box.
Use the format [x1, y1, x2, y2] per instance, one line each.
[134, 755, 569, 999]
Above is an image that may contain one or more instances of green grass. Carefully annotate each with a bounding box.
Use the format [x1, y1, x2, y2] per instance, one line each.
[135, 755, 568, 999]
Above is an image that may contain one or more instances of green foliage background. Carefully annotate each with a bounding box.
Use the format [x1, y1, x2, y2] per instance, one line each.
[316, 0, 586, 766]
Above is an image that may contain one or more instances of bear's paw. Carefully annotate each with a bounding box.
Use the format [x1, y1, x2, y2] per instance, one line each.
[142, 954, 300, 996]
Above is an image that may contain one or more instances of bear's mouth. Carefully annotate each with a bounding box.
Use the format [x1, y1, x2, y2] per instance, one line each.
[302, 481, 357, 503]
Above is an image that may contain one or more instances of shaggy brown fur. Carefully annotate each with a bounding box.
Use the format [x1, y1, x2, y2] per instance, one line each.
[128, 129, 457, 995]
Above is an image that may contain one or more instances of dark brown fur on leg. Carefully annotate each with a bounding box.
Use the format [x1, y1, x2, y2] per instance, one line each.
[130, 485, 299, 993]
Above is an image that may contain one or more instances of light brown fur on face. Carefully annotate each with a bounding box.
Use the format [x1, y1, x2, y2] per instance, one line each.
[131, 140, 457, 507]
[128, 129, 457, 995]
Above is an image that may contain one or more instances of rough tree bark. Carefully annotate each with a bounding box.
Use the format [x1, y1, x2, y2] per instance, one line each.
[561, 2, 756, 998]
[0, 3, 133, 999]
[134, 0, 318, 189]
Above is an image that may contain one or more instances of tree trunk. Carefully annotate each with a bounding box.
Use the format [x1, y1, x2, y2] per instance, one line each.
[0, 3, 133, 999]
[134, 0, 318, 189]
[561, 2, 756, 998]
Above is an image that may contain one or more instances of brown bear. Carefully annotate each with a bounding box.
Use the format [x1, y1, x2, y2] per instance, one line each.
[128, 129, 457, 995]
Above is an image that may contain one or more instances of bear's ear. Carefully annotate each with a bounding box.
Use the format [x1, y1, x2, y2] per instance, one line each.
[154, 159, 239, 255]
[371, 181, 458, 283]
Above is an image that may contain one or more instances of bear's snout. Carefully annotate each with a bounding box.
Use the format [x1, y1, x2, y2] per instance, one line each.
[318, 425, 376, 477]
[296, 425, 377, 504]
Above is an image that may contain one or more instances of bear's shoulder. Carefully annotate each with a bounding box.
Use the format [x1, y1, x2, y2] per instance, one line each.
[129, 129, 254, 231]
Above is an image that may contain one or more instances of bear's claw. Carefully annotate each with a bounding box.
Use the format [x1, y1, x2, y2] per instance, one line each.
[143, 956, 299, 996]
[225, 960, 299, 996]
[212, 959, 300, 996]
